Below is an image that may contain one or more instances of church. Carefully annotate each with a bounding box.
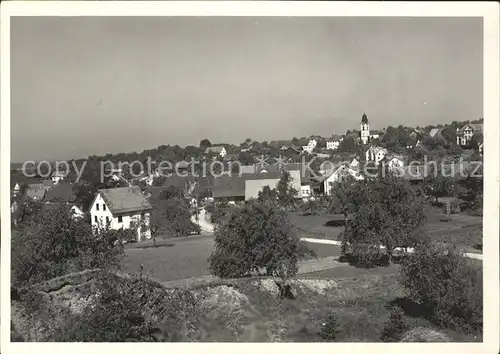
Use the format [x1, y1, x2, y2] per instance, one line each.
[359, 113, 382, 144]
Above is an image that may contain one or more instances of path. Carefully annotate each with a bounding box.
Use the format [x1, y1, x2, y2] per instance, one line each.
[190, 207, 214, 233]
[301, 238, 483, 261]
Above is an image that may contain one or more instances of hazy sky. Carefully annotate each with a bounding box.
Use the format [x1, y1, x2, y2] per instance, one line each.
[11, 16, 482, 162]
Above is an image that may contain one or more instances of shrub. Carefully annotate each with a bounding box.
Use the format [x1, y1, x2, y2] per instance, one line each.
[399, 243, 482, 332]
[380, 306, 409, 342]
[54, 273, 156, 342]
[11, 205, 123, 287]
[318, 312, 338, 341]
[208, 200, 301, 281]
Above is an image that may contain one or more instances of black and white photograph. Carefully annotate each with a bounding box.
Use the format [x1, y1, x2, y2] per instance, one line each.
[1, 1, 499, 349]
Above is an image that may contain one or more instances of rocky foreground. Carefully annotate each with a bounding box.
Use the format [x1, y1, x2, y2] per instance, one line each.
[11, 269, 455, 342]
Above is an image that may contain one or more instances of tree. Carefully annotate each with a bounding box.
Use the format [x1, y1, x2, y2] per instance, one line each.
[199, 139, 212, 150]
[341, 173, 427, 265]
[276, 171, 299, 209]
[238, 151, 255, 166]
[257, 185, 278, 202]
[327, 175, 356, 217]
[337, 136, 356, 153]
[12, 197, 43, 226]
[400, 243, 482, 332]
[208, 200, 302, 282]
[150, 193, 200, 240]
[380, 306, 409, 342]
[11, 205, 124, 287]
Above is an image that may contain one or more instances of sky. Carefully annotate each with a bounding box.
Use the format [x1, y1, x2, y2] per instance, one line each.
[11, 16, 482, 162]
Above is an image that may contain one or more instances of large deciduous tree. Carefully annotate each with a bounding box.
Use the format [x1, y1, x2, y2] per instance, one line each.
[341, 173, 427, 265]
[208, 200, 302, 281]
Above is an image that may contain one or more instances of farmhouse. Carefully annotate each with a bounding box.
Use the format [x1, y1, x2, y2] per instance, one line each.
[90, 186, 153, 242]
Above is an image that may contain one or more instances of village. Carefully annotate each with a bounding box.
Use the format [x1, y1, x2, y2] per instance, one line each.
[10, 113, 484, 342]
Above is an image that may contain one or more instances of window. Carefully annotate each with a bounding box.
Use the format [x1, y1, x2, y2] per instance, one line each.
[106, 217, 110, 224]
[141, 212, 145, 219]
[96, 204, 99, 211]
[94, 215, 98, 223]
[103, 204, 106, 211]
[118, 216, 123, 223]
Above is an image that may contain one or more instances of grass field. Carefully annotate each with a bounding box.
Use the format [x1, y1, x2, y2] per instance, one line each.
[288, 207, 483, 252]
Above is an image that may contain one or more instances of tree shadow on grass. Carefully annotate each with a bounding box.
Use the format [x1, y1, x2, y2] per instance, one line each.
[129, 243, 175, 250]
[387, 297, 434, 319]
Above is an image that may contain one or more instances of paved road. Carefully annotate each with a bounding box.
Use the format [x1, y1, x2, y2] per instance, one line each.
[121, 236, 343, 283]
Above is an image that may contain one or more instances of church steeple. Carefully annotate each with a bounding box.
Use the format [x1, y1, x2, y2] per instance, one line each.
[360, 112, 370, 145]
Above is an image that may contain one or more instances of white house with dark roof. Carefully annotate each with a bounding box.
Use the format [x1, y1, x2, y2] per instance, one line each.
[205, 146, 227, 157]
[456, 123, 483, 146]
[90, 186, 153, 242]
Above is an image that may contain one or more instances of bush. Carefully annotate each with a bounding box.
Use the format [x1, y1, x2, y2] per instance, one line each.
[341, 242, 388, 268]
[380, 306, 409, 342]
[54, 274, 156, 342]
[208, 200, 301, 281]
[11, 206, 123, 287]
[399, 243, 482, 332]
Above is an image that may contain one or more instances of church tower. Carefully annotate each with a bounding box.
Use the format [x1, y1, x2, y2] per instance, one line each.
[360, 113, 370, 145]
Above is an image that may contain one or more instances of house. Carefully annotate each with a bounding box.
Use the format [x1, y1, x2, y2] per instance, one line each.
[51, 171, 66, 184]
[90, 186, 153, 242]
[314, 152, 331, 159]
[349, 157, 360, 169]
[428, 128, 445, 139]
[369, 130, 382, 140]
[365, 146, 388, 164]
[25, 181, 53, 200]
[302, 139, 317, 154]
[280, 145, 301, 158]
[319, 164, 364, 196]
[211, 175, 246, 203]
[326, 138, 341, 150]
[239, 165, 256, 174]
[244, 170, 302, 200]
[205, 146, 227, 158]
[456, 123, 484, 146]
[409, 128, 424, 140]
[384, 155, 405, 172]
[13, 183, 21, 196]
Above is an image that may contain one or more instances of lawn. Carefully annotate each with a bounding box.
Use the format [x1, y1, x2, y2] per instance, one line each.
[288, 207, 483, 253]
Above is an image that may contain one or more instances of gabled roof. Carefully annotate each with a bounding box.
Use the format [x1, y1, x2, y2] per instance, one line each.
[428, 128, 444, 137]
[212, 175, 247, 198]
[44, 183, 76, 203]
[25, 187, 48, 200]
[97, 186, 153, 215]
[205, 146, 226, 154]
[457, 123, 484, 134]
